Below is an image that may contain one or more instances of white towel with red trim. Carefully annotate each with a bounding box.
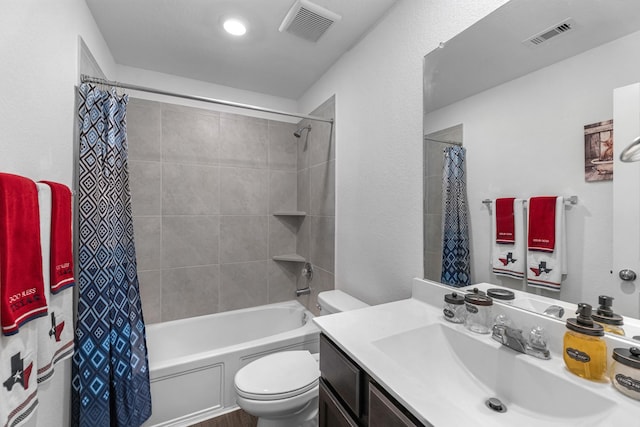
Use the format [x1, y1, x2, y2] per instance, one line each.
[527, 196, 567, 291]
[35, 184, 74, 385]
[491, 198, 526, 279]
[0, 179, 43, 427]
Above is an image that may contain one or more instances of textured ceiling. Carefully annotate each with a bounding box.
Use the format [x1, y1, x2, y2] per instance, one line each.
[424, 0, 640, 112]
[85, 0, 398, 99]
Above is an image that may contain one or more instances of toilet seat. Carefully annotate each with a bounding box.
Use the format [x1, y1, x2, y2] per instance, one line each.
[235, 351, 320, 401]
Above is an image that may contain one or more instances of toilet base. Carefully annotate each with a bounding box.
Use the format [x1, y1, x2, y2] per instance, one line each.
[254, 397, 318, 427]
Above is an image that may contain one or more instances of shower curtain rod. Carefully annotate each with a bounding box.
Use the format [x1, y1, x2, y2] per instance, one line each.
[80, 75, 334, 124]
[423, 136, 462, 146]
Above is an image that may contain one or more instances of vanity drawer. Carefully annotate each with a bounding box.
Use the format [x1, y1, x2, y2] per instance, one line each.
[320, 334, 363, 418]
[319, 378, 359, 427]
[368, 382, 427, 427]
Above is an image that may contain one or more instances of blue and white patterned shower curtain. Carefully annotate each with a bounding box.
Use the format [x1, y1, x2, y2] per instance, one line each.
[72, 83, 152, 427]
[441, 145, 471, 287]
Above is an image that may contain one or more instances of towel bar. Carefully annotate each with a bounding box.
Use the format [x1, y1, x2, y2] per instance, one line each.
[482, 196, 578, 206]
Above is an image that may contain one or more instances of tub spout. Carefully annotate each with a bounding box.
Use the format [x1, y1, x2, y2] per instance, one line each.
[295, 287, 311, 297]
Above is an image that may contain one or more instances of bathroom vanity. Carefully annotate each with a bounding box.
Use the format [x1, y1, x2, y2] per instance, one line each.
[313, 278, 640, 426]
[318, 333, 424, 426]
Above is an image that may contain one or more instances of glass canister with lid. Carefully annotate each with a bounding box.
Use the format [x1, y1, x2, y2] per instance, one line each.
[464, 292, 493, 334]
[443, 292, 466, 323]
[487, 288, 515, 304]
[610, 347, 640, 400]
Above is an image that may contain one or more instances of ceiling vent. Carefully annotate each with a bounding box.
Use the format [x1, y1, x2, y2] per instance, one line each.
[524, 18, 576, 47]
[279, 0, 342, 42]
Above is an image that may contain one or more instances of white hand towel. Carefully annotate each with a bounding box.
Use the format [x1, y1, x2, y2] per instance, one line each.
[35, 184, 74, 385]
[491, 199, 526, 279]
[527, 196, 567, 291]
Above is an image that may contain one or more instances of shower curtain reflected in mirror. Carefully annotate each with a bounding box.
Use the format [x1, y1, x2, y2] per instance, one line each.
[72, 83, 151, 427]
[441, 145, 470, 287]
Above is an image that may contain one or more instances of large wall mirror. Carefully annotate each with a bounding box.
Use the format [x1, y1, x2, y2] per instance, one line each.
[423, 0, 640, 341]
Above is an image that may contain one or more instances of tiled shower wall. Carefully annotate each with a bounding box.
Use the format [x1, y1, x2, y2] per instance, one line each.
[127, 96, 335, 323]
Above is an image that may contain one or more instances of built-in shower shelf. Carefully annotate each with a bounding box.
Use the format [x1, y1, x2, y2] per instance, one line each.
[272, 254, 306, 263]
[273, 211, 307, 217]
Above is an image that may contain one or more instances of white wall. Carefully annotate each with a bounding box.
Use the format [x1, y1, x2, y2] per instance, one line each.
[0, 1, 117, 426]
[424, 31, 640, 318]
[0, 0, 116, 184]
[298, 0, 509, 305]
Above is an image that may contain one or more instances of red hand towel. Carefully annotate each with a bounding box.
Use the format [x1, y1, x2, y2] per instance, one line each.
[0, 173, 48, 335]
[495, 197, 516, 244]
[39, 181, 75, 293]
[527, 196, 557, 252]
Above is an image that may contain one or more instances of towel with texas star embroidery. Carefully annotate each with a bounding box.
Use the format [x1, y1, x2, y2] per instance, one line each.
[527, 196, 567, 291]
[0, 308, 39, 427]
[491, 198, 526, 279]
[35, 183, 74, 384]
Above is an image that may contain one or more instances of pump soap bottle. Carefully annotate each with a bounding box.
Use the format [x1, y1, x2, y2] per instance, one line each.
[563, 303, 607, 381]
[592, 295, 625, 336]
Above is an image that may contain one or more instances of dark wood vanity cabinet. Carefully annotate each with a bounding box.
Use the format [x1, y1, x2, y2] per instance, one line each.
[319, 334, 426, 427]
[319, 333, 367, 426]
[368, 382, 426, 427]
[319, 379, 359, 427]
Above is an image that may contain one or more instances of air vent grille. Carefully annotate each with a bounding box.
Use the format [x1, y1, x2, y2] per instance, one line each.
[524, 18, 576, 47]
[279, 0, 342, 42]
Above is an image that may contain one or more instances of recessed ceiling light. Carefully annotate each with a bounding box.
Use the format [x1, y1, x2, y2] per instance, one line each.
[223, 18, 247, 36]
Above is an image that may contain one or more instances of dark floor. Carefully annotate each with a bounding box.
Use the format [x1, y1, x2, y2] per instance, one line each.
[190, 409, 258, 427]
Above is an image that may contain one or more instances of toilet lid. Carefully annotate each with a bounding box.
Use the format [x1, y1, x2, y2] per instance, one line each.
[235, 351, 320, 401]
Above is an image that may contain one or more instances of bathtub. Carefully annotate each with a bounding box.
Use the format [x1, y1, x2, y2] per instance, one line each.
[590, 158, 613, 174]
[142, 300, 320, 427]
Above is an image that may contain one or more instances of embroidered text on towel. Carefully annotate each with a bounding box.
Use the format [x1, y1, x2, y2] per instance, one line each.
[527, 196, 557, 252]
[0, 173, 48, 335]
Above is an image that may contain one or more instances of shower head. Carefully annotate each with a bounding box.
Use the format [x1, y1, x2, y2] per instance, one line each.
[294, 124, 312, 138]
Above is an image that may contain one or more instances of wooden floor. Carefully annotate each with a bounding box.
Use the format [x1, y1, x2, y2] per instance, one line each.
[190, 409, 258, 427]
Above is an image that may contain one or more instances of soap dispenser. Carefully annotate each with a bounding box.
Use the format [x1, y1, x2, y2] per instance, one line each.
[592, 295, 625, 336]
[563, 303, 607, 381]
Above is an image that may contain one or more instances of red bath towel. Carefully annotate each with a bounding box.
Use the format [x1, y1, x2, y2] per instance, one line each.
[39, 181, 74, 293]
[0, 173, 48, 335]
[495, 197, 516, 244]
[527, 196, 557, 252]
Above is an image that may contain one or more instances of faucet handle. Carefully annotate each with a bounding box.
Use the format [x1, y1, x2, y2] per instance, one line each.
[493, 313, 512, 327]
[528, 326, 547, 350]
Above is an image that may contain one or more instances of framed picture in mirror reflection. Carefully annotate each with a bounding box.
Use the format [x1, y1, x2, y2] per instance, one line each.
[584, 119, 613, 182]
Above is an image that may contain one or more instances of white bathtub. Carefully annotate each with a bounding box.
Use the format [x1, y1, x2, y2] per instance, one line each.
[142, 300, 320, 427]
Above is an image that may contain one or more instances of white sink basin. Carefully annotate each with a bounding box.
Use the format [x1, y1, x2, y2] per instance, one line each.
[372, 323, 616, 426]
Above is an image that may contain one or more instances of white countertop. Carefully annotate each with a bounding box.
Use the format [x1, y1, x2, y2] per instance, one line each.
[313, 279, 640, 426]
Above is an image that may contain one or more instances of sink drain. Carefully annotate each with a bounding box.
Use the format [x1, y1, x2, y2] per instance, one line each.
[485, 397, 507, 413]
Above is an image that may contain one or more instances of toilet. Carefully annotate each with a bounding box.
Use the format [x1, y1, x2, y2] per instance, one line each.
[234, 290, 369, 427]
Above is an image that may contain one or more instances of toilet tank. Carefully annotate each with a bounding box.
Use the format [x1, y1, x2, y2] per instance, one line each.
[317, 290, 368, 315]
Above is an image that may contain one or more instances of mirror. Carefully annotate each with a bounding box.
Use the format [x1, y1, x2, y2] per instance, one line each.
[422, 0, 640, 341]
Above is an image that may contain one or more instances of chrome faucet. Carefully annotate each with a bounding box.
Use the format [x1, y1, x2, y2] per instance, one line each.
[492, 321, 551, 360]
